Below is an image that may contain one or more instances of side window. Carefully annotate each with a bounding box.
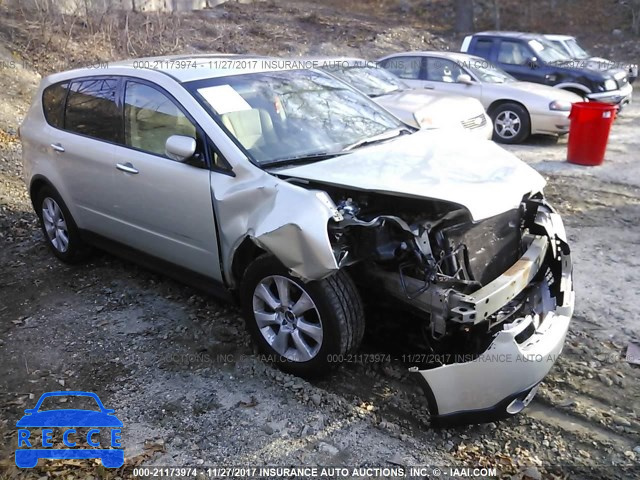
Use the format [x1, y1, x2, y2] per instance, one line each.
[124, 82, 197, 158]
[473, 38, 494, 60]
[425, 58, 465, 83]
[497, 41, 531, 66]
[380, 56, 423, 80]
[42, 82, 68, 129]
[65, 78, 121, 142]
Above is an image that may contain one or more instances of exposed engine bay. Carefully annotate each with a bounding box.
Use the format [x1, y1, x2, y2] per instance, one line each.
[299, 182, 572, 367]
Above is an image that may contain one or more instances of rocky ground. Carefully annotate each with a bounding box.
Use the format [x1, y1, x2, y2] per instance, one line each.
[1, 1, 640, 479]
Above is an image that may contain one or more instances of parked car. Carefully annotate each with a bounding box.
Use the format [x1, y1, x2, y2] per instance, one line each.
[20, 55, 574, 426]
[378, 51, 583, 143]
[545, 34, 637, 84]
[461, 31, 633, 107]
[313, 57, 492, 138]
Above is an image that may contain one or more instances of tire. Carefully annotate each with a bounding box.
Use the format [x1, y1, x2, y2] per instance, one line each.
[490, 103, 531, 144]
[240, 254, 365, 377]
[35, 186, 90, 263]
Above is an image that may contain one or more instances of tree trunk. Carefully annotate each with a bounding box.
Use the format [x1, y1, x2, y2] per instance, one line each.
[455, 0, 474, 33]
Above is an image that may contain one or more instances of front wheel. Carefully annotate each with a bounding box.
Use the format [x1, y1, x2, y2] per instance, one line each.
[490, 103, 531, 144]
[240, 255, 365, 377]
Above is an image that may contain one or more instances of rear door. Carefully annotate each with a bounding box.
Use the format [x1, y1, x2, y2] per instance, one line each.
[108, 80, 221, 280]
[50, 77, 121, 235]
[378, 56, 425, 89]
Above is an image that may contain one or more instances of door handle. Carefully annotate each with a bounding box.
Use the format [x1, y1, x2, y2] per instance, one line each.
[50, 143, 65, 153]
[116, 162, 139, 174]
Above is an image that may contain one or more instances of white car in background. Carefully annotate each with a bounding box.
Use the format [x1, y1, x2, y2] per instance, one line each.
[545, 34, 638, 83]
[378, 51, 583, 144]
[314, 57, 492, 138]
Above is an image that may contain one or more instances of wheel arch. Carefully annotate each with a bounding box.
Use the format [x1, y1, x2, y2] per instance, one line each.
[554, 83, 591, 96]
[230, 236, 268, 288]
[29, 174, 56, 210]
[487, 99, 530, 118]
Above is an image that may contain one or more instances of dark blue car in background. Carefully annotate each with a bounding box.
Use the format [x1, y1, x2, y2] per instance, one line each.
[16, 391, 124, 468]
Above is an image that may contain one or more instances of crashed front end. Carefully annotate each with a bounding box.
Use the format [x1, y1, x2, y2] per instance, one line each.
[326, 190, 574, 426]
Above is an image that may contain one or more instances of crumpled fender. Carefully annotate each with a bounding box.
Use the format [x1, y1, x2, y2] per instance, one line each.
[210, 162, 339, 285]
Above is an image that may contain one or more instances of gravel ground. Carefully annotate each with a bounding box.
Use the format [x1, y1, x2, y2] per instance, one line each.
[1, 5, 640, 479]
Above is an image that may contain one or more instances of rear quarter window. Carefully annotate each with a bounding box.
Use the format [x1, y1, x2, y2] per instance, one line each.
[65, 78, 122, 143]
[42, 83, 68, 129]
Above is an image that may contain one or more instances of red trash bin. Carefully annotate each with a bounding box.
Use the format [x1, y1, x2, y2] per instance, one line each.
[567, 102, 616, 166]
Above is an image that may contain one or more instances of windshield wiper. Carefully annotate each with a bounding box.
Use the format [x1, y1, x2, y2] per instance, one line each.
[343, 128, 412, 151]
[263, 151, 346, 168]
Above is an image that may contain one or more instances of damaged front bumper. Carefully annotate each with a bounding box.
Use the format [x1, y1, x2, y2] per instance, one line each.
[411, 207, 575, 427]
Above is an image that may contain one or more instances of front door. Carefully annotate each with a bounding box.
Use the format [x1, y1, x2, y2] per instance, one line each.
[421, 56, 484, 99]
[494, 40, 542, 83]
[108, 80, 221, 280]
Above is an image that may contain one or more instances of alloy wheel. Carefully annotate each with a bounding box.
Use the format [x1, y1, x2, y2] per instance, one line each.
[42, 197, 69, 253]
[252, 275, 323, 362]
[495, 110, 522, 139]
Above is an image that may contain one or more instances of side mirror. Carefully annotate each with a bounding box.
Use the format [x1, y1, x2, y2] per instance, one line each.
[24, 409, 36, 414]
[165, 135, 196, 162]
[456, 74, 473, 85]
[527, 56, 539, 68]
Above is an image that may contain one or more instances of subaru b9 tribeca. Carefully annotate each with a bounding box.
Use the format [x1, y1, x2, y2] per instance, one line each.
[20, 56, 574, 426]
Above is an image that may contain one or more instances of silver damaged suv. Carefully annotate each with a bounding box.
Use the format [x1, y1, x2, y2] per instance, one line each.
[20, 55, 575, 426]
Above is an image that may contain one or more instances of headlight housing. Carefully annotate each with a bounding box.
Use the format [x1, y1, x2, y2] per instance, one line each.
[549, 100, 572, 111]
[604, 79, 617, 91]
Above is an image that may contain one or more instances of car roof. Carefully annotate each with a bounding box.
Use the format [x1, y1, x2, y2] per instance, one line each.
[289, 56, 370, 67]
[544, 34, 574, 41]
[381, 51, 487, 63]
[474, 31, 546, 40]
[46, 53, 297, 84]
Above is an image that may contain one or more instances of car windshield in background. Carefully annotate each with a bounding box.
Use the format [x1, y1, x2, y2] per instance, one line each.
[466, 60, 515, 84]
[528, 39, 569, 63]
[325, 65, 407, 97]
[564, 38, 590, 59]
[188, 69, 404, 166]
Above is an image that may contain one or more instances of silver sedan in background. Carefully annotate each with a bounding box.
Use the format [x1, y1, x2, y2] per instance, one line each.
[378, 51, 583, 144]
[315, 57, 492, 138]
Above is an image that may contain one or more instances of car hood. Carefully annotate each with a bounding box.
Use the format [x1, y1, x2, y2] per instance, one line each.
[374, 89, 483, 127]
[271, 129, 546, 221]
[16, 410, 123, 427]
[493, 81, 583, 102]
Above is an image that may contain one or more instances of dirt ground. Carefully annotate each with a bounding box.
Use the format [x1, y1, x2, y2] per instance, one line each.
[1, 1, 640, 479]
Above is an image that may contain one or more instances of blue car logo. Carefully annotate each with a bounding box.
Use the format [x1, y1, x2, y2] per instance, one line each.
[16, 391, 124, 468]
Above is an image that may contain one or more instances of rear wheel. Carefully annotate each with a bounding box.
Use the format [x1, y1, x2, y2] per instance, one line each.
[240, 255, 365, 377]
[490, 103, 531, 144]
[35, 186, 90, 263]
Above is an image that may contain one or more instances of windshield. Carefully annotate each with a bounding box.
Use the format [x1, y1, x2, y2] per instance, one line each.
[324, 65, 407, 97]
[528, 39, 569, 63]
[564, 38, 589, 59]
[465, 59, 516, 83]
[188, 69, 405, 166]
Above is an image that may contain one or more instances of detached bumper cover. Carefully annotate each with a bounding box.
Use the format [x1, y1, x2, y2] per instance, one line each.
[412, 208, 575, 426]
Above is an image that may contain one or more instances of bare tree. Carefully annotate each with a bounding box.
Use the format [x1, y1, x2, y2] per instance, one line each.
[626, 0, 640, 35]
[493, 0, 501, 30]
[455, 0, 474, 33]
